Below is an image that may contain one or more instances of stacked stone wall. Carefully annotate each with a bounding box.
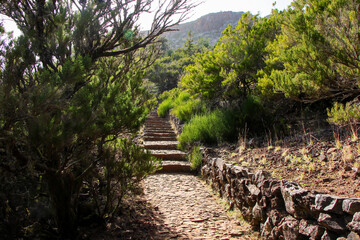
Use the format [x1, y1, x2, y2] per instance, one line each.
[201, 148, 360, 239]
[169, 114, 183, 135]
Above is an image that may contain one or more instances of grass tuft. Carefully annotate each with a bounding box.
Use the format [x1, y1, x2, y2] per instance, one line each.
[157, 98, 173, 117]
[178, 109, 236, 149]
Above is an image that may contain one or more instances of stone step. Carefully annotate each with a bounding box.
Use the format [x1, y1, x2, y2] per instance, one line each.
[156, 160, 191, 173]
[150, 150, 187, 161]
[145, 123, 172, 129]
[144, 127, 174, 131]
[144, 129, 175, 134]
[144, 136, 177, 141]
[144, 132, 177, 138]
[145, 118, 169, 123]
[143, 141, 179, 150]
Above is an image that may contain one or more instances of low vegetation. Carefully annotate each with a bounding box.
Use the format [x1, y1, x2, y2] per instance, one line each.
[178, 109, 237, 149]
[156, 0, 360, 197]
[0, 0, 196, 238]
[188, 146, 203, 171]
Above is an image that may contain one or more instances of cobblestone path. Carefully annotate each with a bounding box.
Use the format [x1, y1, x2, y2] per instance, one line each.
[139, 112, 257, 239]
[143, 173, 257, 240]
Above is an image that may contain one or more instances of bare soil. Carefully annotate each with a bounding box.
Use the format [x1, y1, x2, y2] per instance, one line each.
[210, 134, 360, 198]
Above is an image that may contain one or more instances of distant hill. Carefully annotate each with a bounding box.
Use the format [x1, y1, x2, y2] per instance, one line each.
[162, 11, 244, 49]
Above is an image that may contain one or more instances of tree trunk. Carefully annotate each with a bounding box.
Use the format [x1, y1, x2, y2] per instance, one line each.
[45, 171, 78, 239]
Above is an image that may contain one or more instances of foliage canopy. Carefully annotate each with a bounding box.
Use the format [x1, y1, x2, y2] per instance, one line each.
[0, 0, 196, 238]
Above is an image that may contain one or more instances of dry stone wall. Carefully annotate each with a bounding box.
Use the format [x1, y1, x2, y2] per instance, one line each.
[201, 148, 360, 240]
[169, 114, 183, 135]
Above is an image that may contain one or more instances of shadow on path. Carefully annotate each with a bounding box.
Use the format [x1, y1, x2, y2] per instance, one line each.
[88, 194, 187, 240]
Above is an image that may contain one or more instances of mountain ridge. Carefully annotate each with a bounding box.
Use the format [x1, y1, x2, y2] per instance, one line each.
[162, 11, 244, 49]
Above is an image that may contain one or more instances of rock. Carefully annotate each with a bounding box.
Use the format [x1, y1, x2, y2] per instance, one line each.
[315, 194, 345, 214]
[259, 196, 268, 208]
[270, 226, 281, 240]
[218, 170, 226, 185]
[343, 199, 360, 215]
[348, 212, 360, 233]
[269, 209, 284, 226]
[264, 181, 285, 209]
[261, 217, 273, 239]
[271, 196, 286, 209]
[224, 183, 231, 199]
[299, 219, 325, 239]
[215, 158, 225, 171]
[242, 207, 253, 222]
[281, 180, 315, 218]
[319, 153, 327, 162]
[282, 215, 300, 240]
[237, 179, 249, 197]
[347, 231, 360, 240]
[345, 165, 353, 171]
[247, 184, 261, 197]
[252, 203, 265, 226]
[225, 164, 233, 182]
[318, 213, 347, 233]
[215, 158, 226, 172]
[327, 148, 338, 154]
[320, 230, 337, 240]
[253, 170, 271, 186]
[201, 165, 210, 177]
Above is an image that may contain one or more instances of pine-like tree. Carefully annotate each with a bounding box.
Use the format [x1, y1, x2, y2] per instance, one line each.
[0, 0, 196, 238]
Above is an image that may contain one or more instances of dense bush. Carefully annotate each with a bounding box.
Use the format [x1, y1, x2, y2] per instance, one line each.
[178, 109, 237, 149]
[0, 0, 195, 238]
[157, 98, 174, 117]
[158, 90, 204, 122]
[258, 0, 360, 102]
[146, 33, 212, 95]
[180, 13, 279, 106]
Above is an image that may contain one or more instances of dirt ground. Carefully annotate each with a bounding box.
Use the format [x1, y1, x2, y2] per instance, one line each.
[211, 133, 360, 198]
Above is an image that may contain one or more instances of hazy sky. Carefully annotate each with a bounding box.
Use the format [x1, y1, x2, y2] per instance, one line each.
[140, 0, 294, 29]
[1, 0, 294, 35]
[188, 0, 293, 20]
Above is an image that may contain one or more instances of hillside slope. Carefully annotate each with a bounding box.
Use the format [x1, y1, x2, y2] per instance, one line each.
[163, 11, 244, 49]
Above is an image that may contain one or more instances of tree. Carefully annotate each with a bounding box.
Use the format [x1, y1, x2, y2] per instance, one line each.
[181, 13, 279, 106]
[258, 0, 360, 102]
[146, 34, 211, 94]
[0, 0, 196, 238]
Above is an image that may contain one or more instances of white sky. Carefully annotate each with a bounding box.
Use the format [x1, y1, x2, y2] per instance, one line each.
[139, 0, 294, 30]
[1, 0, 294, 35]
[191, 0, 293, 19]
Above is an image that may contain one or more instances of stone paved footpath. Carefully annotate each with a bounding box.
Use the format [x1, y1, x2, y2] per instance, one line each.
[143, 173, 258, 240]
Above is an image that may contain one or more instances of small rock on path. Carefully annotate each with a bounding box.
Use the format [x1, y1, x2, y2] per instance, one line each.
[144, 173, 258, 239]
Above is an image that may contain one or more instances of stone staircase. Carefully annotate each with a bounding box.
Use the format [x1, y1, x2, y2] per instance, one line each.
[143, 111, 191, 173]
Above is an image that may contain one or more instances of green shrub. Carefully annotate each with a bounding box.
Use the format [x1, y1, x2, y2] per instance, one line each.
[171, 97, 203, 122]
[188, 146, 203, 171]
[178, 109, 236, 149]
[328, 102, 360, 126]
[158, 90, 204, 121]
[157, 98, 173, 117]
[328, 101, 360, 138]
